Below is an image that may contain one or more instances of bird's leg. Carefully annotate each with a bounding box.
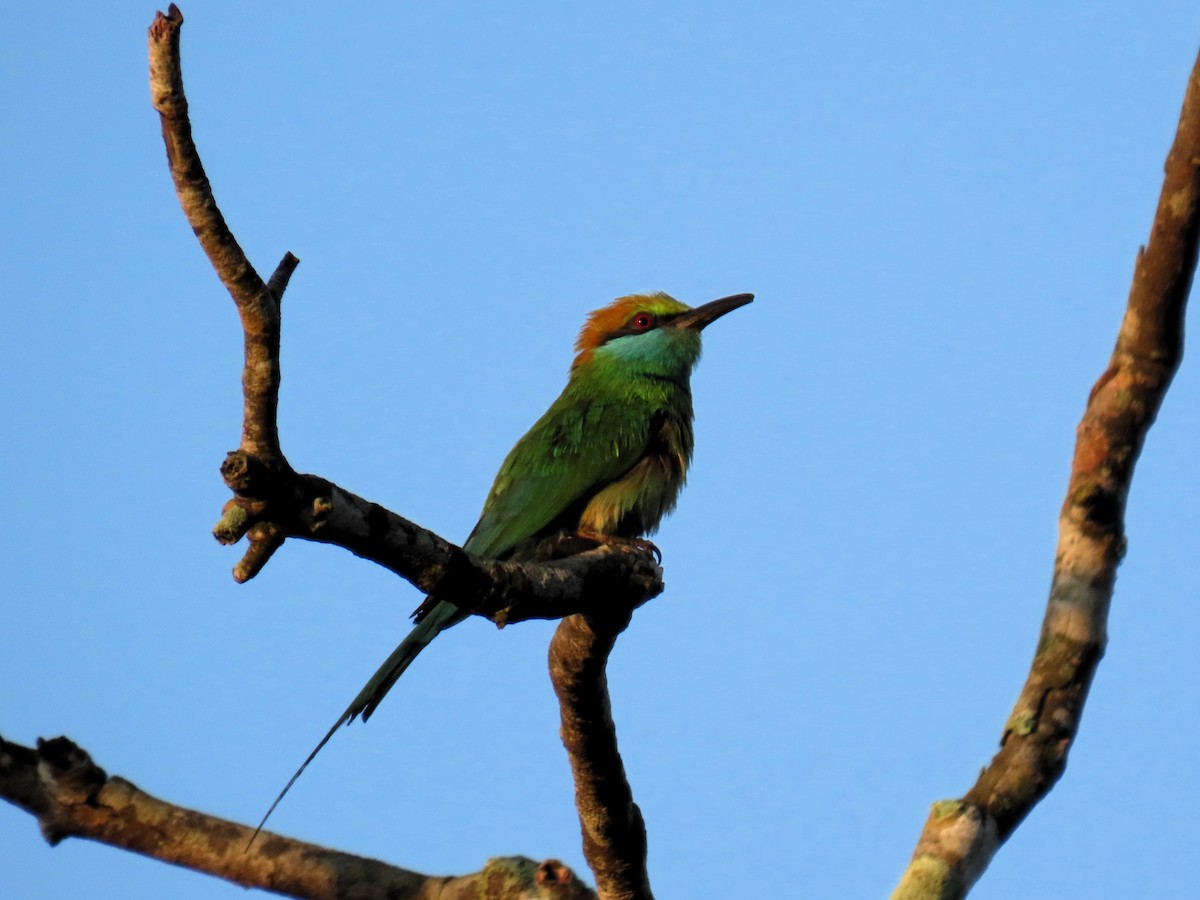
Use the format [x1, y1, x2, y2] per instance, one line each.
[575, 531, 662, 565]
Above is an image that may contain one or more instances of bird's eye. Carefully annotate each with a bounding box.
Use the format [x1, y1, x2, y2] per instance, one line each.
[630, 313, 655, 332]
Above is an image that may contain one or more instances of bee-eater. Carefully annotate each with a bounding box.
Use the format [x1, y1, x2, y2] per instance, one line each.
[256, 291, 752, 835]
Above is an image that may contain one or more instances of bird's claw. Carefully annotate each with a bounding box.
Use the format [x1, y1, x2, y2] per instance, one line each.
[638, 538, 663, 564]
[576, 531, 661, 564]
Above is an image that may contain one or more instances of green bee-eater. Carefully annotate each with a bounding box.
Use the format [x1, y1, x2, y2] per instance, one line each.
[257, 290, 751, 834]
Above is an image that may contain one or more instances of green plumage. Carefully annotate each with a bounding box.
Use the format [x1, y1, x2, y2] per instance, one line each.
[254, 291, 751, 837]
[462, 355, 694, 559]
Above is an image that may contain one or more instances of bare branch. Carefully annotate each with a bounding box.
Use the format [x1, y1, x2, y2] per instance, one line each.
[268, 252, 302, 303]
[148, 5, 663, 621]
[148, 4, 288, 465]
[892, 48, 1200, 899]
[0, 734, 593, 900]
[214, 454, 663, 621]
[146, 8, 663, 897]
[550, 614, 653, 900]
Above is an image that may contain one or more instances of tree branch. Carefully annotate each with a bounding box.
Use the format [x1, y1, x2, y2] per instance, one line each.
[891, 48, 1200, 899]
[147, 6, 660, 898]
[149, 3, 288, 464]
[148, 5, 662, 622]
[550, 615, 653, 900]
[0, 734, 593, 900]
[212, 450, 663, 624]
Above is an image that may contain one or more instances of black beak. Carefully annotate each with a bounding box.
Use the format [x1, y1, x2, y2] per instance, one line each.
[671, 293, 754, 332]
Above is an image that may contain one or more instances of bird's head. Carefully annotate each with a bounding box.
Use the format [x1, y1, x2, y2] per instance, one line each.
[571, 291, 753, 378]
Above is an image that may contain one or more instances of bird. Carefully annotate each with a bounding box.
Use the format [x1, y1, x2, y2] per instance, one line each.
[252, 290, 752, 840]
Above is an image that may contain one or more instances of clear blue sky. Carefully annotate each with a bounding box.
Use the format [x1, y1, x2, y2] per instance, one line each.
[3, 3, 1199, 898]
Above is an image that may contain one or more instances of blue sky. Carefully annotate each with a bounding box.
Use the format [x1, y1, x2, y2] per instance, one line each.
[3, 3, 1199, 897]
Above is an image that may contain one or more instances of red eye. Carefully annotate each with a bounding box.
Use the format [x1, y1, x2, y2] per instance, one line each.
[630, 313, 655, 332]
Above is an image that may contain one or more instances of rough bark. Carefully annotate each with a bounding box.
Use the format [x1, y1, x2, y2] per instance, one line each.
[0, 735, 592, 900]
[142, 7, 659, 899]
[212, 449, 663, 625]
[149, 5, 662, 624]
[891, 47, 1200, 900]
[550, 614, 653, 900]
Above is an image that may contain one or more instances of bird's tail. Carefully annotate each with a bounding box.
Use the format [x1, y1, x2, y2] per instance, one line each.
[248, 598, 463, 847]
[355, 598, 463, 721]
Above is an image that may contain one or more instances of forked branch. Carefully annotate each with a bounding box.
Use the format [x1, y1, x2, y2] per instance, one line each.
[143, 6, 659, 899]
[148, 3, 661, 620]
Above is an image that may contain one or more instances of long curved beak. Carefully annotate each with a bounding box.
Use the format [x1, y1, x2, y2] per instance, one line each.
[671, 293, 754, 332]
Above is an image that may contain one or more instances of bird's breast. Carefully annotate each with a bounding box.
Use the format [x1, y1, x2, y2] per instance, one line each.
[577, 411, 694, 538]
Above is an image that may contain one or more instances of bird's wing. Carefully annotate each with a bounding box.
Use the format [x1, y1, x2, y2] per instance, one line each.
[463, 391, 650, 559]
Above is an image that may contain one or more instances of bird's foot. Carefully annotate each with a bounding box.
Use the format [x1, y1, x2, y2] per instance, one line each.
[576, 531, 662, 564]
